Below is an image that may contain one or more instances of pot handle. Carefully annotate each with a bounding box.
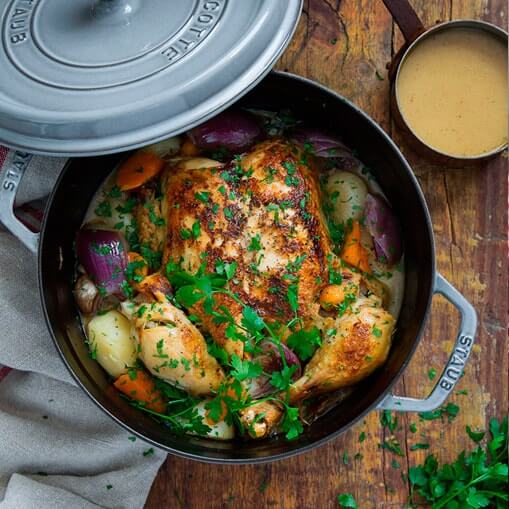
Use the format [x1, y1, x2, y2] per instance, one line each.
[0, 151, 40, 253]
[376, 272, 477, 412]
[381, 0, 426, 43]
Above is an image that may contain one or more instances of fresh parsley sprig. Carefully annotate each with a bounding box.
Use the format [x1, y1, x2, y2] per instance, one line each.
[408, 416, 508, 508]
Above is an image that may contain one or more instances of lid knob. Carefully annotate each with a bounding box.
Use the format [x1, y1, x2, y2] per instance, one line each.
[91, 0, 140, 25]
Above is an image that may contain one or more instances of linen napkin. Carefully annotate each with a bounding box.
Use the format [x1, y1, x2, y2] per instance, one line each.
[0, 148, 166, 509]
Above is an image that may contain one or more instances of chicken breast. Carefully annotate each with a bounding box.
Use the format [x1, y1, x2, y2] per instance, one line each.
[161, 140, 332, 356]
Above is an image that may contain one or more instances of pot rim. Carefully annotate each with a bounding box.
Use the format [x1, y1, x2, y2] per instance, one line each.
[393, 19, 509, 162]
[37, 70, 436, 463]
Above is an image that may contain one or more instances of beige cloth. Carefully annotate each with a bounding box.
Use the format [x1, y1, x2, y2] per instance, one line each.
[0, 152, 166, 509]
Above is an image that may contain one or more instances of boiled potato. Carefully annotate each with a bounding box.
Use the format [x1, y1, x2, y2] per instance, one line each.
[326, 170, 368, 224]
[144, 136, 181, 158]
[86, 310, 137, 378]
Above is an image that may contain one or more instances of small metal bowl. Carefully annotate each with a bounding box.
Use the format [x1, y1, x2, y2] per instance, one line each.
[383, 1, 508, 165]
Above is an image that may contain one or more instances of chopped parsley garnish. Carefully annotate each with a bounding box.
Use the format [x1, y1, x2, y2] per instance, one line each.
[286, 326, 321, 361]
[379, 437, 404, 456]
[419, 402, 460, 422]
[120, 280, 134, 299]
[195, 191, 210, 203]
[139, 244, 161, 270]
[248, 234, 262, 252]
[125, 259, 146, 283]
[230, 355, 262, 381]
[270, 364, 298, 391]
[116, 197, 137, 215]
[95, 200, 112, 217]
[410, 443, 430, 451]
[380, 410, 398, 433]
[337, 293, 356, 317]
[106, 185, 122, 198]
[180, 221, 201, 240]
[145, 203, 165, 226]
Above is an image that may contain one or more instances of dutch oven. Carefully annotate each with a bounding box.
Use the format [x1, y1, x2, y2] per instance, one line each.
[0, 0, 476, 463]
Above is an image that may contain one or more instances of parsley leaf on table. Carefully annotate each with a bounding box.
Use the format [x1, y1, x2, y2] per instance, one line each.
[337, 493, 358, 508]
[408, 416, 508, 508]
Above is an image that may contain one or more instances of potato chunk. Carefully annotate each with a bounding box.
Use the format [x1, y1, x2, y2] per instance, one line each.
[326, 170, 368, 224]
[87, 310, 137, 378]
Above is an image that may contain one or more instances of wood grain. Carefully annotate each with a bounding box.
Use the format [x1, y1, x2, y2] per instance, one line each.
[146, 1, 508, 507]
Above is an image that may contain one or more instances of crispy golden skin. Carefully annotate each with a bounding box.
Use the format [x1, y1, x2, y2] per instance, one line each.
[135, 185, 166, 255]
[122, 294, 225, 397]
[133, 142, 397, 439]
[240, 295, 395, 438]
[290, 297, 395, 400]
[161, 141, 332, 356]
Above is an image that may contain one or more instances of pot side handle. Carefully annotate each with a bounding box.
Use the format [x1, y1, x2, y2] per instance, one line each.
[376, 272, 477, 412]
[0, 151, 39, 254]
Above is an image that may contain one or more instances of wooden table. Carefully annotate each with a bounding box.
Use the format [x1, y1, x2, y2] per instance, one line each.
[146, 1, 508, 507]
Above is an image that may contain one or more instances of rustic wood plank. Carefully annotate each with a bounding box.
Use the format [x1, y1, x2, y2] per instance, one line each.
[146, 1, 507, 507]
[390, 0, 509, 500]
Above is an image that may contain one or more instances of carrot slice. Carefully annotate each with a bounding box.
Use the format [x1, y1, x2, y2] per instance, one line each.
[180, 139, 201, 156]
[116, 151, 165, 191]
[341, 220, 371, 273]
[114, 371, 166, 413]
[205, 383, 243, 424]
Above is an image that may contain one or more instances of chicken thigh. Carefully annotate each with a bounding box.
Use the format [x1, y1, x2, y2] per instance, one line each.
[121, 291, 225, 397]
[240, 294, 395, 438]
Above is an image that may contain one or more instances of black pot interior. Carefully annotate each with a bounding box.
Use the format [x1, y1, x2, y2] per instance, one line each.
[39, 72, 434, 462]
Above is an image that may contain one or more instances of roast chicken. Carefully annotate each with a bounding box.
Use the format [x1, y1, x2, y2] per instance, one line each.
[135, 139, 396, 437]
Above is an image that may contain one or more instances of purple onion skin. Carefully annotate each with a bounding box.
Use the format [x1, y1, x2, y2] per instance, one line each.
[189, 109, 261, 152]
[248, 340, 302, 398]
[76, 229, 128, 298]
[291, 128, 351, 158]
[364, 194, 403, 266]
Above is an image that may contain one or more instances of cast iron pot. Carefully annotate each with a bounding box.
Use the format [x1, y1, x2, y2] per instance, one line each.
[0, 71, 477, 463]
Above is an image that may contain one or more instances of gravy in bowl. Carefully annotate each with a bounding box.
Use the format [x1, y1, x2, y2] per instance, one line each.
[397, 27, 508, 158]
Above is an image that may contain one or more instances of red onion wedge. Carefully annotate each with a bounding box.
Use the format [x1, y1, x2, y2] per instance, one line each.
[76, 228, 128, 298]
[189, 109, 261, 152]
[291, 128, 352, 158]
[247, 340, 302, 398]
[364, 194, 403, 266]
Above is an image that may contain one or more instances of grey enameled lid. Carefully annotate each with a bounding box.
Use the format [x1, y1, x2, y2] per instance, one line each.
[0, 0, 302, 156]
